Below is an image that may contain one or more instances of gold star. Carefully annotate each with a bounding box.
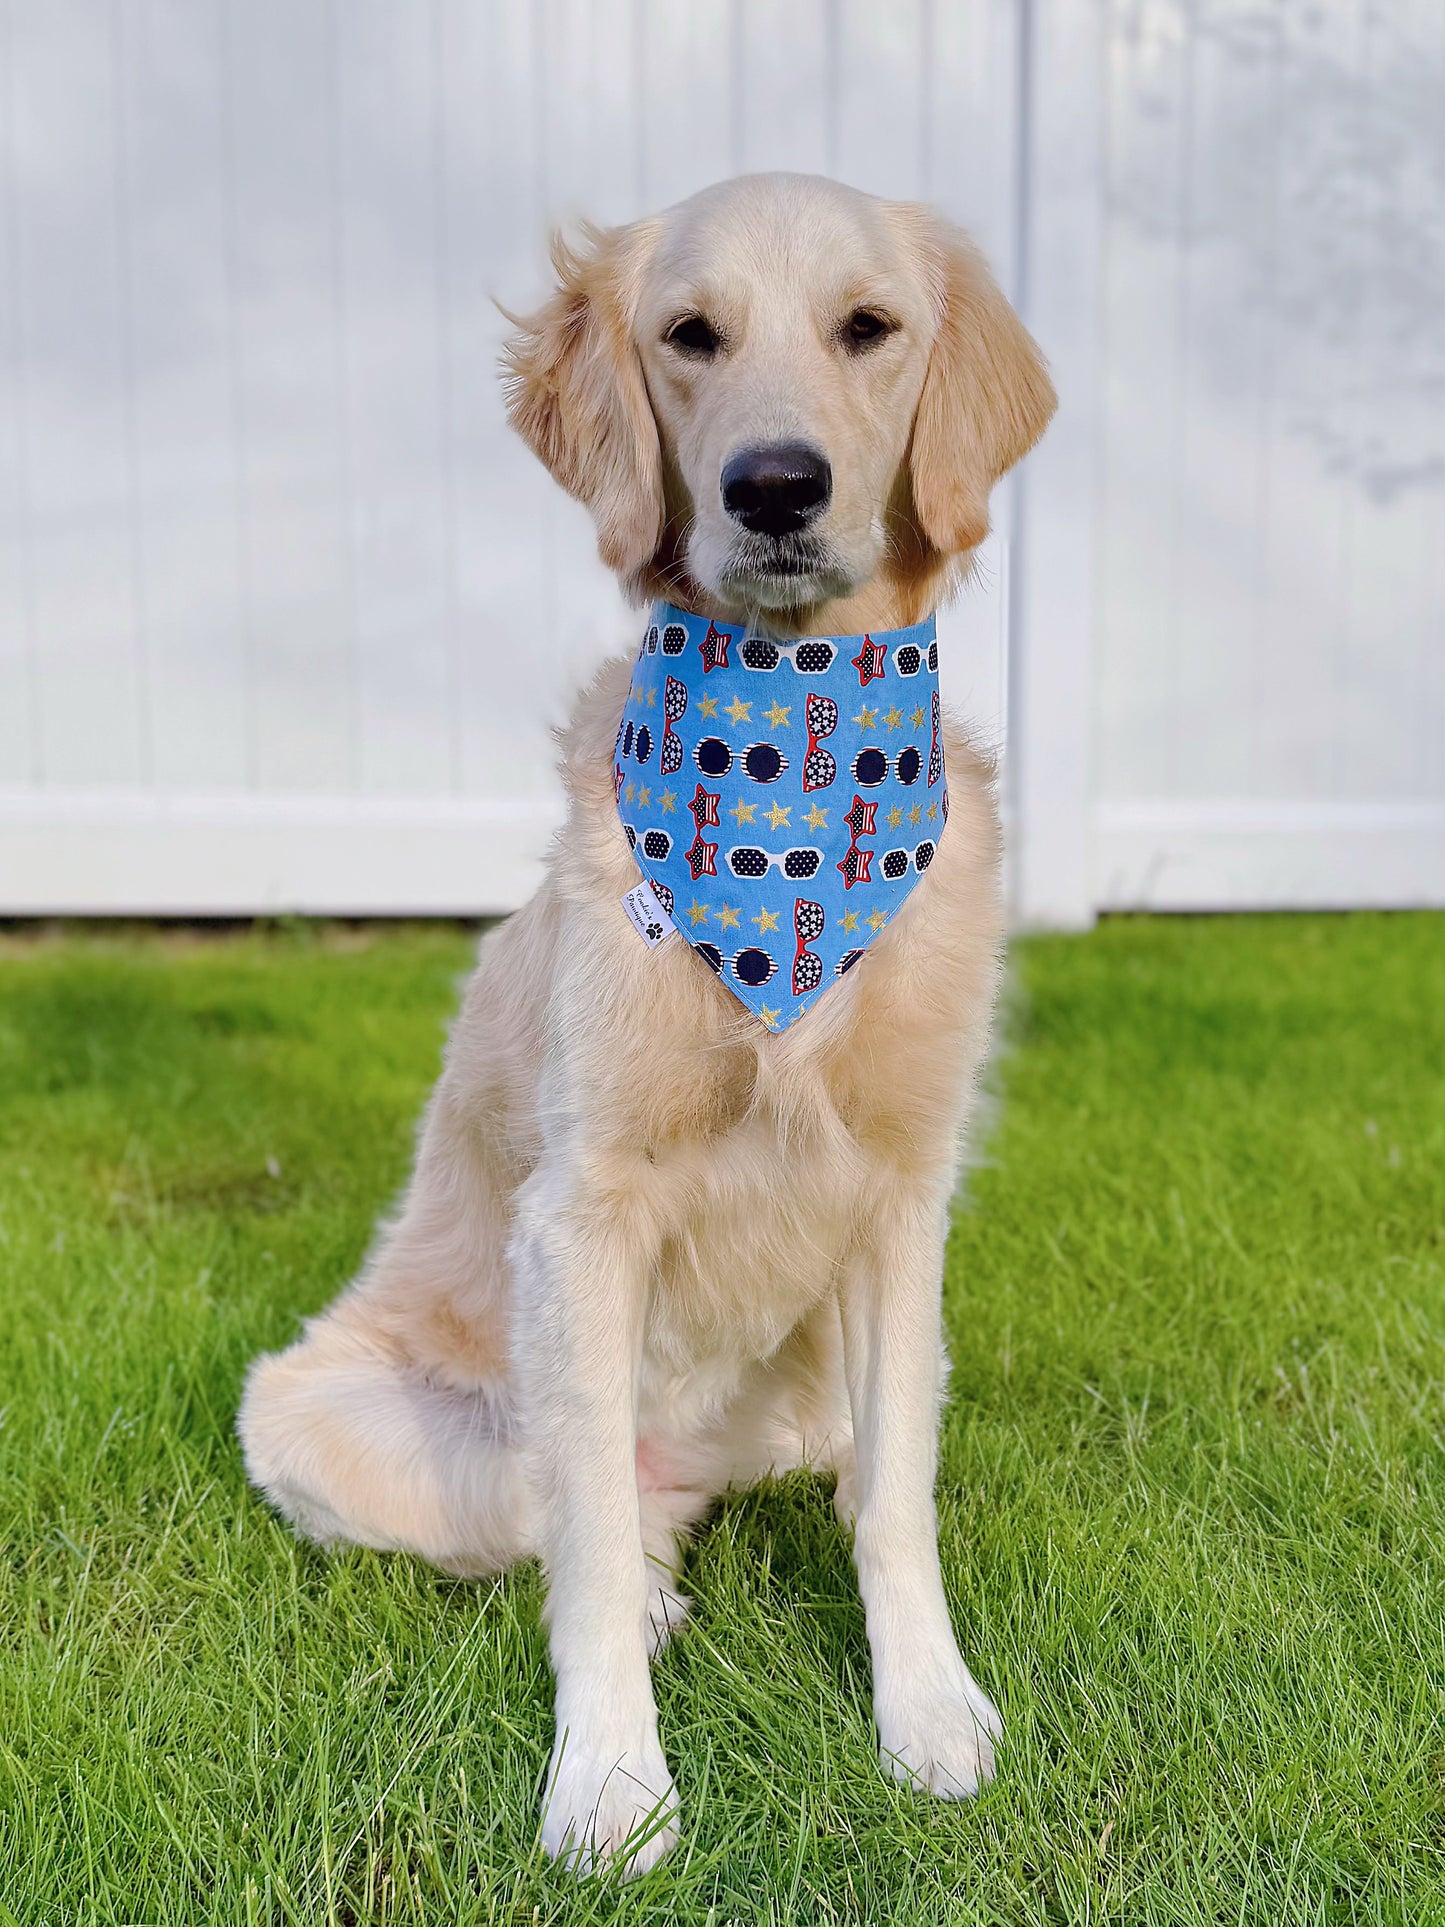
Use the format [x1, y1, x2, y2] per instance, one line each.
[867, 908, 888, 933]
[725, 695, 752, 726]
[764, 700, 791, 729]
[658, 789, 677, 814]
[759, 1004, 781, 1029]
[646, 686, 657, 707]
[623, 781, 635, 804]
[909, 803, 922, 827]
[887, 805, 904, 829]
[717, 903, 740, 931]
[687, 899, 710, 927]
[926, 802, 938, 822]
[729, 798, 757, 826]
[883, 705, 903, 732]
[911, 704, 927, 728]
[765, 801, 791, 830]
[840, 910, 859, 935]
[698, 694, 719, 719]
[853, 704, 877, 730]
[752, 906, 781, 933]
[635, 785, 651, 807]
[803, 803, 829, 831]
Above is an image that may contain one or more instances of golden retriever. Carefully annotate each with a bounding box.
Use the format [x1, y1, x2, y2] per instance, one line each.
[238, 171, 1054, 1875]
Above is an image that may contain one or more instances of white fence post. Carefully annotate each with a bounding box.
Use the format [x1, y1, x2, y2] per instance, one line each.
[1007, 0, 1105, 929]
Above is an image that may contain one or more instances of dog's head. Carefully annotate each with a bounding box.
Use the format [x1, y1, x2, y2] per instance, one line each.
[502, 173, 1054, 624]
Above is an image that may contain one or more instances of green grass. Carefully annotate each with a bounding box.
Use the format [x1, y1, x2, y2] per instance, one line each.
[1, 915, 1443, 1926]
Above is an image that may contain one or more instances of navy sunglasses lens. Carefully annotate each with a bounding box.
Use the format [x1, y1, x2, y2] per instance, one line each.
[733, 947, 774, 987]
[881, 849, 908, 881]
[695, 737, 732, 777]
[641, 830, 671, 861]
[741, 638, 780, 670]
[742, 742, 785, 783]
[794, 641, 834, 672]
[896, 745, 921, 786]
[784, 850, 821, 880]
[729, 848, 767, 878]
[662, 624, 687, 654]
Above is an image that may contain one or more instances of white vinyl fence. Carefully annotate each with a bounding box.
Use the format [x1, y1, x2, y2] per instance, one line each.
[0, 0, 1441, 923]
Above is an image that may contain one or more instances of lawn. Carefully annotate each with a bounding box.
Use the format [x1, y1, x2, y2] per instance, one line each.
[1, 914, 1442, 1926]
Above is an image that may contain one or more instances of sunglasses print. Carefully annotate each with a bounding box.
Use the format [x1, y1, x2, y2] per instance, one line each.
[693, 738, 789, 784]
[725, 845, 823, 881]
[834, 947, 865, 977]
[802, 693, 839, 792]
[644, 622, 689, 656]
[928, 689, 942, 787]
[660, 674, 687, 775]
[694, 942, 779, 988]
[739, 636, 838, 674]
[619, 719, 654, 766]
[851, 744, 923, 788]
[892, 638, 939, 676]
[791, 897, 825, 995]
[879, 839, 936, 881]
[631, 827, 673, 863]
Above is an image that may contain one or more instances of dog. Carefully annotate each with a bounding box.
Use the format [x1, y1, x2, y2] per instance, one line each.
[238, 172, 1054, 1875]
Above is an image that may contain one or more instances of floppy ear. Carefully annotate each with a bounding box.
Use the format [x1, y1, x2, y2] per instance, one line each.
[909, 219, 1056, 556]
[501, 222, 663, 580]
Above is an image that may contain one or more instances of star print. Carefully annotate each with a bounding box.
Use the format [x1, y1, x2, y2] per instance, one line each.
[729, 798, 757, 825]
[765, 801, 791, 830]
[659, 789, 677, 814]
[887, 805, 904, 829]
[867, 908, 888, 934]
[803, 803, 829, 831]
[717, 903, 741, 931]
[840, 910, 859, 935]
[883, 705, 903, 732]
[853, 705, 878, 731]
[646, 686, 656, 707]
[764, 700, 792, 729]
[688, 900, 711, 927]
[911, 704, 927, 728]
[698, 695, 720, 719]
[700, 620, 731, 672]
[926, 803, 938, 822]
[759, 1003, 781, 1028]
[623, 781, 635, 804]
[725, 695, 752, 726]
[909, 803, 922, 827]
[635, 785, 651, 807]
[752, 906, 780, 933]
[851, 635, 887, 685]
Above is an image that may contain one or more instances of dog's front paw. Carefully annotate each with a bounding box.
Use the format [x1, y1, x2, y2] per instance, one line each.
[541, 1730, 678, 1877]
[875, 1672, 1003, 1800]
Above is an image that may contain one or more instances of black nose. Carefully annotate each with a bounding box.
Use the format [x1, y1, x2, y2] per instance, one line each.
[720, 442, 832, 536]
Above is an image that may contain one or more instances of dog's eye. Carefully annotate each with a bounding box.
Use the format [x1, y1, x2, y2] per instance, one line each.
[843, 309, 894, 351]
[666, 315, 721, 358]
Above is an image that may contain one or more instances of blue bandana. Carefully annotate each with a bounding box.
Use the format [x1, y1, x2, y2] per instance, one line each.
[615, 602, 946, 1031]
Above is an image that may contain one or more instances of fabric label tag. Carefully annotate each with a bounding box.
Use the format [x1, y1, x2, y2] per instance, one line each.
[621, 877, 676, 950]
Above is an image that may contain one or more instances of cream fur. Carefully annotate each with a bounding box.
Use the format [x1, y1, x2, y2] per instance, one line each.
[238, 172, 1054, 1877]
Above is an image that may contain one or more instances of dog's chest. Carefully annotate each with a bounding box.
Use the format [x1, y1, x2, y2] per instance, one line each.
[641, 1078, 866, 1399]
